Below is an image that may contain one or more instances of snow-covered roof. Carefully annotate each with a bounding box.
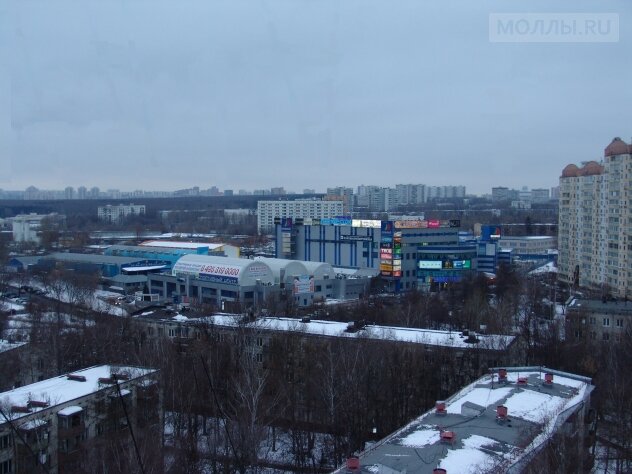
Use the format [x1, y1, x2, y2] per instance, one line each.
[141, 240, 223, 250]
[301, 261, 336, 279]
[172, 254, 275, 286]
[333, 367, 593, 474]
[254, 257, 309, 283]
[58, 405, 83, 416]
[0, 365, 157, 422]
[197, 315, 515, 350]
[528, 262, 558, 275]
[121, 265, 166, 272]
[0, 339, 27, 354]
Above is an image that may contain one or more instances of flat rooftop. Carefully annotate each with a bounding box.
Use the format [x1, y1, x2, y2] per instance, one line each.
[137, 313, 515, 350]
[0, 365, 157, 422]
[140, 240, 224, 250]
[333, 367, 593, 474]
[0, 339, 26, 354]
[567, 297, 632, 315]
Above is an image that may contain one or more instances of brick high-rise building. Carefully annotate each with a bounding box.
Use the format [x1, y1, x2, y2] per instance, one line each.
[558, 137, 632, 296]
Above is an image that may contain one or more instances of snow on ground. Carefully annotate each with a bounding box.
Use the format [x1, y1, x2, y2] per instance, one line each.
[446, 387, 514, 414]
[164, 412, 337, 471]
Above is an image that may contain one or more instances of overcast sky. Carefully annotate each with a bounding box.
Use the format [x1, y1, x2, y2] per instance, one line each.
[2, 0, 631, 194]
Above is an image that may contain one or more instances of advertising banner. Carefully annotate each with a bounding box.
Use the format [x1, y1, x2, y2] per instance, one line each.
[418, 260, 443, 270]
[293, 275, 314, 294]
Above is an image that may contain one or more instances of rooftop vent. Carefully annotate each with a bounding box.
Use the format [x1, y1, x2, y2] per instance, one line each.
[301, 316, 311, 323]
[498, 368, 508, 383]
[440, 430, 456, 445]
[435, 400, 447, 416]
[496, 405, 508, 424]
[111, 372, 130, 381]
[11, 405, 30, 414]
[28, 400, 49, 408]
[433, 469, 447, 474]
[544, 373, 554, 386]
[346, 456, 360, 471]
[517, 376, 528, 385]
[98, 377, 115, 384]
[66, 374, 86, 382]
[465, 332, 479, 344]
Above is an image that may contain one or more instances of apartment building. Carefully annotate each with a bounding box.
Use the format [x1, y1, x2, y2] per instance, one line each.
[256, 199, 343, 233]
[333, 367, 595, 473]
[558, 137, 632, 296]
[566, 297, 631, 344]
[97, 204, 146, 224]
[0, 365, 160, 474]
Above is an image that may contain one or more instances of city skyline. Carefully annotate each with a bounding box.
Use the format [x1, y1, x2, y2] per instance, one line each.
[3, 1, 631, 194]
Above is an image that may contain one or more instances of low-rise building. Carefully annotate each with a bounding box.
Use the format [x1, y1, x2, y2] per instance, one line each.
[133, 312, 520, 395]
[334, 367, 595, 473]
[0, 365, 160, 474]
[147, 254, 372, 308]
[11, 214, 65, 245]
[499, 236, 556, 262]
[566, 297, 631, 344]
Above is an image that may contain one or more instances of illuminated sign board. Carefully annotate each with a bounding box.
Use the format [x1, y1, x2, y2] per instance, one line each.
[320, 217, 352, 226]
[392, 270, 402, 277]
[418, 260, 443, 270]
[451, 259, 472, 269]
[380, 249, 393, 258]
[481, 225, 502, 241]
[390, 219, 461, 229]
[281, 218, 293, 232]
[380, 263, 393, 271]
[381, 221, 394, 233]
[394, 220, 428, 229]
[351, 219, 381, 228]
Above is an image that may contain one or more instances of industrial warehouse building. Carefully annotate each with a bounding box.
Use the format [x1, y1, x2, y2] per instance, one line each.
[147, 254, 371, 308]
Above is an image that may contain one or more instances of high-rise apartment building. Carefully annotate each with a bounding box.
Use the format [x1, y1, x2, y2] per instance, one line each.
[97, 203, 146, 224]
[558, 137, 632, 297]
[257, 199, 343, 233]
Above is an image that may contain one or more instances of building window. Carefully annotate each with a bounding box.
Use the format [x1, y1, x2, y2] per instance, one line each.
[616, 318, 624, 327]
[603, 333, 610, 341]
[589, 317, 596, 325]
[590, 331, 596, 340]
[0, 459, 12, 474]
[0, 434, 11, 449]
[603, 318, 610, 327]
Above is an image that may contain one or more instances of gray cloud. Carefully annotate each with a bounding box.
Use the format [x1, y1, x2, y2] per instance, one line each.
[4, 0, 631, 193]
